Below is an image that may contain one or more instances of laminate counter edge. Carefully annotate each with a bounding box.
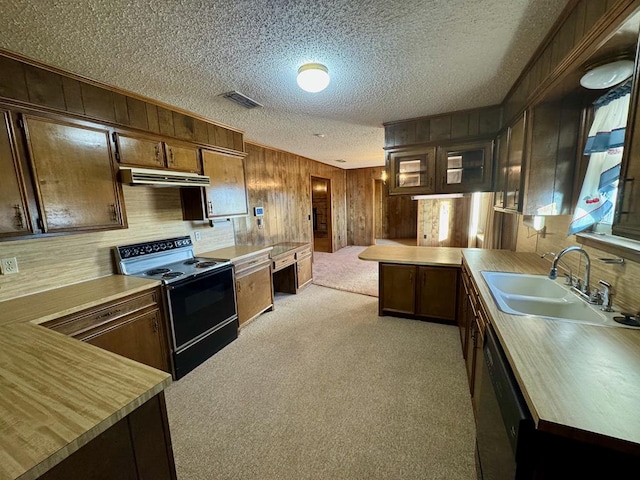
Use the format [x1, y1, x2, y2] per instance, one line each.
[358, 245, 464, 267]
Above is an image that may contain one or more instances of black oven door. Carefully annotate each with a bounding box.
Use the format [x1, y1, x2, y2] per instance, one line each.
[166, 264, 237, 351]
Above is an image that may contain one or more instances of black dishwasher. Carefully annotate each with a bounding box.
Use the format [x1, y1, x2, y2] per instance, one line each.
[476, 324, 533, 480]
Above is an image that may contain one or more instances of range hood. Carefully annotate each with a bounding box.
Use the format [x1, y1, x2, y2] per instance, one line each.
[119, 167, 210, 187]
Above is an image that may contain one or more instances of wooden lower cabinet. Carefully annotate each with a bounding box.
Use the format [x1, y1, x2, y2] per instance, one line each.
[39, 392, 176, 480]
[379, 263, 459, 323]
[271, 243, 313, 294]
[43, 287, 171, 374]
[234, 252, 273, 327]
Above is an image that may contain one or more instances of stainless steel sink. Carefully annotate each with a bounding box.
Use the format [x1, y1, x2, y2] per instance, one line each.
[480, 271, 633, 328]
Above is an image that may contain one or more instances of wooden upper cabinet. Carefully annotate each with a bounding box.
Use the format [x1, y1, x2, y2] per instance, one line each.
[165, 142, 200, 172]
[505, 113, 526, 211]
[494, 130, 509, 208]
[436, 140, 494, 193]
[0, 109, 33, 237]
[203, 149, 248, 217]
[181, 149, 249, 219]
[387, 147, 437, 195]
[523, 100, 580, 216]
[113, 132, 201, 173]
[22, 115, 125, 233]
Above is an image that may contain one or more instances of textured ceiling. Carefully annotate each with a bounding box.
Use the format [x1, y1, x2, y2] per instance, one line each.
[1, 0, 570, 168]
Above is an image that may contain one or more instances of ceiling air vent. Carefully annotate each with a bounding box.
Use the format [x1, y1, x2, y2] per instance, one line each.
[221, 91, 263, 109]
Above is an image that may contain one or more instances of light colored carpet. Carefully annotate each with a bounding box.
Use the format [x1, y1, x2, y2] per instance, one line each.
[165, 285, 476, 480]
[375, 238, 417, 246]
[312, 246, 378, 297]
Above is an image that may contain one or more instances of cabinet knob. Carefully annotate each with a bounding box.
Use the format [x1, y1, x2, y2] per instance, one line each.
[154, 144, 161, 164]
[168, 148, 174, 166]
[152, 318, 159, 333]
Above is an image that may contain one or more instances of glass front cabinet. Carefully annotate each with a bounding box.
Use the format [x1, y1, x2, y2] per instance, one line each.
[436, 141, 494, 194]
[387, 147, 437, 195]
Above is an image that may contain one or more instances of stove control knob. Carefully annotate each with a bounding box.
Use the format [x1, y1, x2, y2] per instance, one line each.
[133, 248, 140, 256]
[153, 244, 159, 251]
[145, 245, 153, 253]
[121, 248, 131, 258]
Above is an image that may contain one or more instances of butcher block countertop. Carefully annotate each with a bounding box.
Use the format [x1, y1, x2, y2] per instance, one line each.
[462, 249, 640, 454]
[200, 244, 273, 262]
[358, 245, 463, 267]
[0, 275, 161, 327]
[0, 323, 171, 480]
[0, 275, 170, 480]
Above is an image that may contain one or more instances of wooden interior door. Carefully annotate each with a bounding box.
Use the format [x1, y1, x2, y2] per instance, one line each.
[311, 176, 332, 252]
[24, 116, 123, 232]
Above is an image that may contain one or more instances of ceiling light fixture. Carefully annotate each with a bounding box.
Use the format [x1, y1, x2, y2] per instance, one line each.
[297, 63, 330, 93]
[580, 59, 634, 90]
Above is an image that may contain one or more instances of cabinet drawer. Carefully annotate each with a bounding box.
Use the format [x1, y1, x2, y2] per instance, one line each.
[44, 289, 159, 338]
[234, 252, 271, 276]
[272, 252, 296, 271]
[295, 245, 312, 260]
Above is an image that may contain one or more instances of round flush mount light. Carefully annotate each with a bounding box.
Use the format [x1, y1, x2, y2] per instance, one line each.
[580, 59, 634, 89]
[297, 63, 330, 93]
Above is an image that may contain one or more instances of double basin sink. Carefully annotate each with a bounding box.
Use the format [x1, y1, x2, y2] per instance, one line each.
[481, 271, 634, 328]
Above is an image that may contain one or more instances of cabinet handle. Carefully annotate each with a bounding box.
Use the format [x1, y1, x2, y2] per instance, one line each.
[236, 281, 241, 293]
[97, 308, 121, 321]
[207, 200, 214, 216]
[14, 204, 24, 230]
[153, 318, 159, 333]
[109, 204, 118, 222]
[619, 177, 635, 215]
[441, 175, 446, 188]
[168, 148, 174, 166]
[154, 144, 161, 164]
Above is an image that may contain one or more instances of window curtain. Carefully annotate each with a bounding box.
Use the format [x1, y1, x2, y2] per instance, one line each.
[568, 79, 632, 235]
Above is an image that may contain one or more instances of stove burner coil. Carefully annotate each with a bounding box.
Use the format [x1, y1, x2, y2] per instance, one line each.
[195, 261, 218, 268]
[146, 268, 171, 275]
[162, 271, 185, 279]
[183, 258, 200, 265]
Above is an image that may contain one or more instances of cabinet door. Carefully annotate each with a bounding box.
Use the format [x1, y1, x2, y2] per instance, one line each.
[416, 266, 458, 321]
[115, 132, 165, 169]
[0, 110, 32, 237]
[387, 147, 437, 195]
[236, 265, 273, 326]
[164, 142, 200, 172]
[494, 130, 508, 208]
[464, 294, 477, 394]
[505, 113, 526, 211]
[437, 141, 494, 193]
[23, 115, 124, 232]
[379, 264, 416, 315]
[202, 149, 249, 217]
[86, 309, 169, 372]
[296, 254, 313, 289]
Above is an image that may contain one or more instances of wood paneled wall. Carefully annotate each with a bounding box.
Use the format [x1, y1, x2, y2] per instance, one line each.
[384, 105, 502, 149]
[516, 215, 640, 313]
[232, 142, 347, 251]
[417, 197, 471, 247]
[0, 51, 243, 152]
[0, 186, 234, 301]
[503, 0, 628, 124]
[346, 167, 418, 245]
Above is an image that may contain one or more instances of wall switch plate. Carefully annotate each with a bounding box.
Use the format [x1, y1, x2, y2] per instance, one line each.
[0, 257, 19, 274]
[194, 231, 201, 241]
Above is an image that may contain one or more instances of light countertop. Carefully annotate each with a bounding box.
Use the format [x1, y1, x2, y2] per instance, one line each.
[0, 275, 170, 480]
[358, 245, 464, 267]
[200, 245, 273, 263]
[0, 275, 160, 327]
[462, 249, 640, 454]
[0, 323, 171, 480]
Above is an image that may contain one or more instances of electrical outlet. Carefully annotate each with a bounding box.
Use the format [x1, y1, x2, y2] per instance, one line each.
[194, 231, 201, 241]
[0, 257, 19, 275]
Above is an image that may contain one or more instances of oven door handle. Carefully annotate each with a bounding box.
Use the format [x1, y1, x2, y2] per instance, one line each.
[165, 265, 232, 290]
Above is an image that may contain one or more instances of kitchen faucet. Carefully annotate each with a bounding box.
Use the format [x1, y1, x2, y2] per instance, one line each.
[549, 246, 590, 295]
